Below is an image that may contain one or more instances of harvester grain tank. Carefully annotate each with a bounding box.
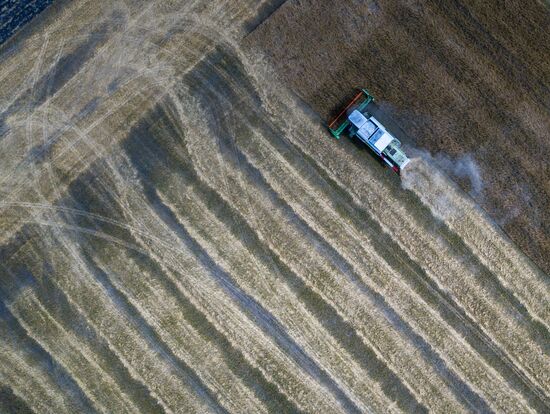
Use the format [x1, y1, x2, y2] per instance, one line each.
[327, 89, 410, 174]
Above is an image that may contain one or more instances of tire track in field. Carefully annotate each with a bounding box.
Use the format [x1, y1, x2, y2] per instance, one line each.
[0, 1, 264, 247]
[137, 180, 363, 414]
[0, 2, 226, 228]
[1, 26, 223, 251]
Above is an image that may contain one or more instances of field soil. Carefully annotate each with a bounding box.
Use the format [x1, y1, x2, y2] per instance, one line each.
[245, 0, 550, 275]
[0, 1, 549, 413]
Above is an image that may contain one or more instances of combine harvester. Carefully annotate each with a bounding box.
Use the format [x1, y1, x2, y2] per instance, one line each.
[327, 89, 410, 174]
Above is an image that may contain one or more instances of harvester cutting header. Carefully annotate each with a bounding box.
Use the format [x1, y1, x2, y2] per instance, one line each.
[327, 89, 410, 174]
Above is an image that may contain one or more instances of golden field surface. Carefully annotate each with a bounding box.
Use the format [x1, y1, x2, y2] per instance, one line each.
[0, 1, 548, 413]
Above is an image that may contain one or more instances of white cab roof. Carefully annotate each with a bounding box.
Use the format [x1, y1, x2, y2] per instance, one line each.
[374, 132, 393, 152]
[348, 110, 368, 128]
[358, 121, 377, 139]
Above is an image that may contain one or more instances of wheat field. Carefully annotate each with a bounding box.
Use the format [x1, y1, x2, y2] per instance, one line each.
[0, 1, 548, 413]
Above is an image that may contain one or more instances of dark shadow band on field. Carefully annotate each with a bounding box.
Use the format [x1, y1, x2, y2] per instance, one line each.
[61, 156, 303, 414]
[123, 139, 363, 414]
[0, 278, 97, 413]
[0, 385, 35, 414]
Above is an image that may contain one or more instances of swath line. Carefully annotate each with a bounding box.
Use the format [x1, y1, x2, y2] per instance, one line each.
[140, 181, 362, 414]
[79, 252, 229, 414]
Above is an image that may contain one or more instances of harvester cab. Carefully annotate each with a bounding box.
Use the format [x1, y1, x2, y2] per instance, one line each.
[327, 89, 410, 174]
